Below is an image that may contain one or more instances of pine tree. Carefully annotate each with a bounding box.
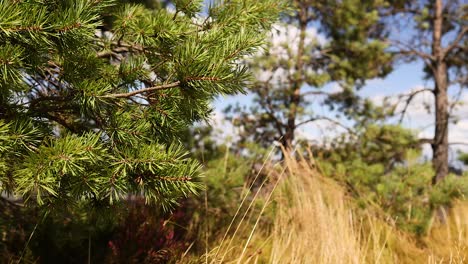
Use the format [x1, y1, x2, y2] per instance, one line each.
[0, 0, 281, 210]
[380, 0, 467, 183]
[225, 0, 393, 150]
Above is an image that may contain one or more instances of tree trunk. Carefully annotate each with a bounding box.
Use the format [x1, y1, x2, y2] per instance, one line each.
[432, 63, 449, 184]
[284, 6, 307, 150]
[431, 0, 449, 184]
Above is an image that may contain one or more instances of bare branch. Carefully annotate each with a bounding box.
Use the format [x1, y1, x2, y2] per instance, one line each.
[448, 86, 464, 116]
[449, 75, 468, 86]
[263, 101, 286, 138]
[255, 73, 286, 138]
[419, 138, 434, 145]
[449, 142, 468, 146]
[378, 7, 421, 17]
[111, 41, 144, 53]
[391, 39, 434, 65]
[39, 113, 77, 133]
[442, 26, 468, 57]
[393, 49, 434, 65]
[398, 88, 434, 123]
[99, 81, 181, 98]
[295, 116, 355, 135]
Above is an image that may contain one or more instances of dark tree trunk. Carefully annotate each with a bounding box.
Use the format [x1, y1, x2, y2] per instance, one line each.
[431, 0, 449, 184]
[284, 5, 307, 150]
[432, 62, 449, 184]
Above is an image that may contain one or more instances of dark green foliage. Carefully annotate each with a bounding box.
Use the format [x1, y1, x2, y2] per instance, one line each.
[458, 152, 468, 166]
[0, 198, 191, 263]
[312, 0, 393, 86]
[29, 204, 118, 264]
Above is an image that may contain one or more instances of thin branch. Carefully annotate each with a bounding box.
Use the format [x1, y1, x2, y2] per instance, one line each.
[391, 39, 434, 65]
[28, 95, 70, 109]
[257, 74, 285, 137]
[442, 26, 468, 57]
[398, 88, 434, 123]
[394, 49, 433, 65]
[99, 81, 181, 98]
[378, 7, 421, 17]
[96, 41, 148, 59]
[96, 50, 124, 60]
[418, 138, 434, 145]
[448, 86, 464, 116]
[262, 98, 286, 138]
[448, 142, 468, 146]
[295, 116, 355, 135]
[40, 113, 77, 133]
[449, 75, 468, 86]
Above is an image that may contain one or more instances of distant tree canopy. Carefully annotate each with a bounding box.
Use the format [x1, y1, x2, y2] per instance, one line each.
[0, 0, 281, 209]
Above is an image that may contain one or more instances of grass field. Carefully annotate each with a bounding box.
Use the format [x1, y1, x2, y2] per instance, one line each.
[181, 151, 468, 264]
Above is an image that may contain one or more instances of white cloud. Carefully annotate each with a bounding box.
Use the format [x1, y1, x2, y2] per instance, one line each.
[252, 23, 327, 84]
[327, 83, 343, 93]
[206, 110, 239, 144]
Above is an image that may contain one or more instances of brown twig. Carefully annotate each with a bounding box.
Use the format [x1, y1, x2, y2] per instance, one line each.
[99, 81, 181, 98]
[442, 26, 468, 57]
[398, 88, 434, 123]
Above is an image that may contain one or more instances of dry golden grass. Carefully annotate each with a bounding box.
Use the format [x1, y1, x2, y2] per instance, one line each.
[266, 151, 363, 264]
[426, 202, 468, 263]
[181, 151, 468, 264]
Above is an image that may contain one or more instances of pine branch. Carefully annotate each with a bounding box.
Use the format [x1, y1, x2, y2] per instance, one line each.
[99, 81, 181, 98]
[100, 76, 224, 99]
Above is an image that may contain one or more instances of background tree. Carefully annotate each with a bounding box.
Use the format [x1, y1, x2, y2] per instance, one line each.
[225, 0, 393, 150]
[0, 0, 281, 209]
[380, 0, 467, 183]
[225, 0, 467, 184]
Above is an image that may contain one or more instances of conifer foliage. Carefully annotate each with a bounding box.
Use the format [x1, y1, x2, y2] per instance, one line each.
[0, 0, 280, 209]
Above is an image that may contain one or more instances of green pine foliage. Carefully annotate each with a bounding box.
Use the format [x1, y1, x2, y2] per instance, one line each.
[0, 0, 282, 209]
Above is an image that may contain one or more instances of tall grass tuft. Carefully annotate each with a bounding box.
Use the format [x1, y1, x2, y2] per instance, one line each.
[266, 150, 363, 264]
